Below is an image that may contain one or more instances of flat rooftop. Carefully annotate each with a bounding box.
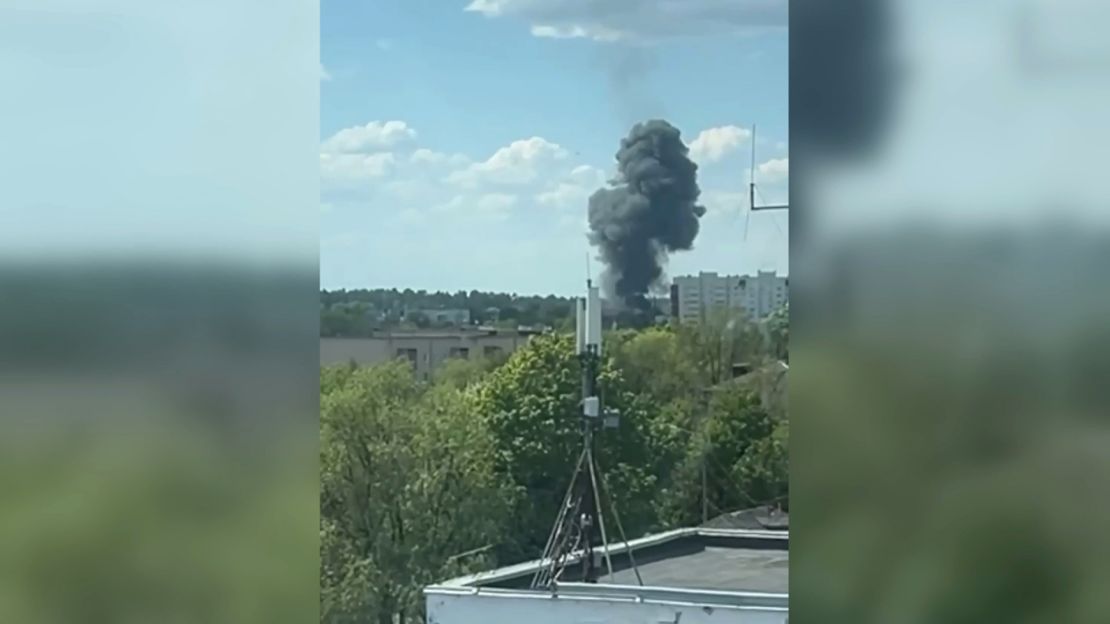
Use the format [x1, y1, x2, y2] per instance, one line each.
[432, 527, 788, 596]
[601, 543, 787, 593]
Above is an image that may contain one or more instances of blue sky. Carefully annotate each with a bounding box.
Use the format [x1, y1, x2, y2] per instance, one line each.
[321, 0, 788, 295]
[1, 0, 318, 265]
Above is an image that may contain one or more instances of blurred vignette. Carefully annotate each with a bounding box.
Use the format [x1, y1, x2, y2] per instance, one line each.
[792, 0, 1110, 622]
[0, 2, 319, 623]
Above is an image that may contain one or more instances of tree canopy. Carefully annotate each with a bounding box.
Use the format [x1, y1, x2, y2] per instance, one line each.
[319, 308, 788, 623]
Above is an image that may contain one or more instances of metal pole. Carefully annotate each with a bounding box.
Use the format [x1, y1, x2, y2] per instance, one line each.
[588, 447, 615, 581]
[701, 388, 710, 524]
[702, 454, 709, 524]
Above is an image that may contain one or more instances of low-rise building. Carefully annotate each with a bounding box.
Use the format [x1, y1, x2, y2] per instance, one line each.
[320, 328, 535, 379]
[425, 528, 788, 624]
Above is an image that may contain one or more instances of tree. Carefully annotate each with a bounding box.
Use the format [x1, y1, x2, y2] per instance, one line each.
[610, 326, 700, 405]
[433, 355, 501, 390]
[320, 361, 513, 624]
[657, 382, 786, 527]
[674, 308, 767, 387]
[766, 303, 789, 363]
[473, 333, 661, 561]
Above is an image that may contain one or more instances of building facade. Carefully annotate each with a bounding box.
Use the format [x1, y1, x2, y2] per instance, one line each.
[673, 271, 788, 323]
[320, 329, 532, 380]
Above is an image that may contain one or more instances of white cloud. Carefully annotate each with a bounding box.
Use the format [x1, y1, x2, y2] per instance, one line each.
[397, 207, 426, 225]
[383, 179, 425, 201]
[477, 193, 518, 218]
[700, 190, 748, 219]
[569, 164, 608, 186]
[410, 148, 470, 167]
[446, 136, 569, 187]
[557, 212, 588, 232]
[536, 165, 607, 210]
[531, 23, 625, 42]
[756, 157, 789, 184]
[464, 0, 786, 42]
[320, 120, 416, 154]
[319, 152, 396, 182]
[320, 63, 332, 82]
[688, 125, 751, 164]
[431, 193, 518, 222]
[433, 195, 466, 214]
[537, 183, 588, 209]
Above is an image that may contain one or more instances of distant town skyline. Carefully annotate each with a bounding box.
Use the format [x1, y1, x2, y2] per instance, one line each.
[321, 1, 788, 295]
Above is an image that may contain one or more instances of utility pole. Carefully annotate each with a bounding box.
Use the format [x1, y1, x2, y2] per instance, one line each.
[702, 453, 709, 524]
[700, 387, 711, 525]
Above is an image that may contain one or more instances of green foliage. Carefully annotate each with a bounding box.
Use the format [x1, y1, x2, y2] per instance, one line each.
[318, 310, 789, 621]
[320, 361, 513, 624]
[320, 305, 378, 338]
[767, 303, 789, 362]
[0, 421, 318, 624]
[610, 326, 701, 404]
[734, 419, 789, 510]
[674, 307, 768, 387]
[432, 355, 499, 390]
[319, 288, 577, 335]
[657, 383, 787, 527]
[473, 333, 661, 559]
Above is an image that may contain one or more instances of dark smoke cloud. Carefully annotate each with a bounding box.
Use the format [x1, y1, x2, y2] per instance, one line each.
[587, 119, 706, 309]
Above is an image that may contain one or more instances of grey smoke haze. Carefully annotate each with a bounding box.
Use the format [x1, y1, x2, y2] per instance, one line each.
[587, 119, 706, 309]
[602, 47, 666, 125]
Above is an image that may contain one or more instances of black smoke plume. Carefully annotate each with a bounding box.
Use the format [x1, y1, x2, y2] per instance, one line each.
[587, 119, 706, 310]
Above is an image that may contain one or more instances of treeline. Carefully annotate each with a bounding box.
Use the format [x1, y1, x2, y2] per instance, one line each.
[320, 310, 789, 623]
[320, 288, 578, 336]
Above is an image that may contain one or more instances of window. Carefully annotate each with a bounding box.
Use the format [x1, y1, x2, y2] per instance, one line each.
[396, 348, 418, 367]
[449, 347, 470, 360]
[483, 345, 503, 358]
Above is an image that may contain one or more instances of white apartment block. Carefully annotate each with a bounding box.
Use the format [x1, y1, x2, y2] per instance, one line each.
[672, 271, 788, 323]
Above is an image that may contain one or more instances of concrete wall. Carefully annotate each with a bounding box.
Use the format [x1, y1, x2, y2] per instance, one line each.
[320, 333, 529, 380]
[425, 589, 787, 624]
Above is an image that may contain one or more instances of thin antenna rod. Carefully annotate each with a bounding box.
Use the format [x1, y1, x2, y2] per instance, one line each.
[749, 124, 757, 213]
[586, 252, 592, 284]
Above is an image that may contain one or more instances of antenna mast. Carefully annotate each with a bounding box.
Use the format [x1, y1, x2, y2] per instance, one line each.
[749, 123, 789, 213]
[531, 281, 642, 590]
[749, 124, 757, 214]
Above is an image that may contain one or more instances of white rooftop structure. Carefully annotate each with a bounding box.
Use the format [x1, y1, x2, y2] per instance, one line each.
[425, 527, 789, 624]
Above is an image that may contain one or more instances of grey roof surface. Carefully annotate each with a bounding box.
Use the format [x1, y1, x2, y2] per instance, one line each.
[600, 545, 788, 593]
[431, 528, 788, 597]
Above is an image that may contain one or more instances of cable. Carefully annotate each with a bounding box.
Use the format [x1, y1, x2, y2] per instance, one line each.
[532, 446, 588, 588]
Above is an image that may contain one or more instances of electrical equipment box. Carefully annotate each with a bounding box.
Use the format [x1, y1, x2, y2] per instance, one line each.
[583, 396, 600, 418]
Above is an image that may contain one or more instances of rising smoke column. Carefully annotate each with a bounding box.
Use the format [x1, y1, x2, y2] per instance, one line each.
[587, 119, 706, 309]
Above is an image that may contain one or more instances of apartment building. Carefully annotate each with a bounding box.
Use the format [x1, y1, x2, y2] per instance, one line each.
[672, 271, 788, 323]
